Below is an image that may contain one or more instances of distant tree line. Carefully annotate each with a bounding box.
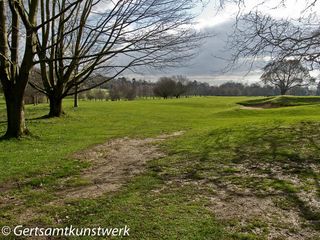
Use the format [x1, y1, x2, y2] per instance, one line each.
[3, 74, 317, 104]
[75, 75, 318, 101]
[77, 77, 155, 101]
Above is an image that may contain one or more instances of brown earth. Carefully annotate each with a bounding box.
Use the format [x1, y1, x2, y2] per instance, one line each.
[56, 131, 185, 200]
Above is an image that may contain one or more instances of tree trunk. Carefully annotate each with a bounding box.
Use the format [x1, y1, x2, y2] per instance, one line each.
[4, 92, 28, 138]
[74, 84, 78, 108]
[48, 96, 64, 117]
[280, 88, 287, 95]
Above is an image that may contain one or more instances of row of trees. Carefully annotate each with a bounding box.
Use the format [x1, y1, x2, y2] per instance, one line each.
[3, 59, 317, 103]
[107, 78, 154, 101]
[0, 0, 205, 138]
[73, 75, 318, 101]
[152, 73, 318, 97]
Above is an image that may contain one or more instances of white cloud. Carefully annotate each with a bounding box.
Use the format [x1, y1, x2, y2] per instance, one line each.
[194, 0, 320, 30]
[123, 1, 320, 84]
[194, 2, 237, 29]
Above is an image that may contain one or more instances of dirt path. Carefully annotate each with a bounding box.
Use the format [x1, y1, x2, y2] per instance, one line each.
[57, 131, 184, 200]
[14, 131, 184, 224]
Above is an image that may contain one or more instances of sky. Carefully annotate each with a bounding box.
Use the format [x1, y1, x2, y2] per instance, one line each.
[127, 0, 320, 85]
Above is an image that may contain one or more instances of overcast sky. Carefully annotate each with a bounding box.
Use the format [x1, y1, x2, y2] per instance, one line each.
[126, 0, 320, 85]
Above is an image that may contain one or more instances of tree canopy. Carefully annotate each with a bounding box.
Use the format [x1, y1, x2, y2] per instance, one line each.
[261, 60, 315, 95]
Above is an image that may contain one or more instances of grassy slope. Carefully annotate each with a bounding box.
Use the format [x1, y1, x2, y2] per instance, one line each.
[238, 95, 320, 108]
[0, 97, 320, 239]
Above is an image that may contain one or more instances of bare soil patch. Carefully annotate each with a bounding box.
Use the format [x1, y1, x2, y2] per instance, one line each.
[8, 131, 185, 224]
[203, 125, 320, 239]
[239, 103, 277, 110]
[239, 106, 265, 110]
[169, 166, 319, 240]
[207, 181, 319, 240]
[57, 131, 184, 200]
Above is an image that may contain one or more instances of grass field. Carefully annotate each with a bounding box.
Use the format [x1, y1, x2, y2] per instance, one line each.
[0, 96, 320, 239]
[238, 95, 320, 108]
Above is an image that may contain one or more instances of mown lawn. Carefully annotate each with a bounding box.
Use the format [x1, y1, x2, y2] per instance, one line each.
[0, 96, 320, 239]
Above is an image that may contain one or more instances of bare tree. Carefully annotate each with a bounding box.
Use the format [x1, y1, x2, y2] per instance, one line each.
[107, 77, 136, 100]
[172, 75, 189, 98]
[261, 60, 315, 95]
[0, 0, 82, 138]
[0, 1, 38, 138]
[28, 0, 206, 117]
[153, 77, 176, 99]
[226, 1, 320, 71]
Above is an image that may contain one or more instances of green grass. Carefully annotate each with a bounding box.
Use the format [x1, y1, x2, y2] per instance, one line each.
[0, 96, 320, 239]
[238, 95, 320, 108]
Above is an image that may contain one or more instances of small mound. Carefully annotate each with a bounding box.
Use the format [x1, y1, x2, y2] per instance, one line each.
[238, 96, 320, 109]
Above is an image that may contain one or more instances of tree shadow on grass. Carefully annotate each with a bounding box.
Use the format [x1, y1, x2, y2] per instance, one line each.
[0, 114, 49, 125]
[27, 115, 51, 120]
[177, 122, 320, 234]
[229, 122, 320, 229]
